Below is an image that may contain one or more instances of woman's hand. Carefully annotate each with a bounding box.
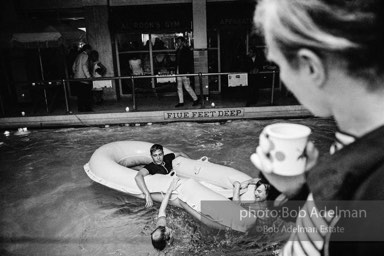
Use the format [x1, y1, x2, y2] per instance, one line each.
[250, 132, 319, 198]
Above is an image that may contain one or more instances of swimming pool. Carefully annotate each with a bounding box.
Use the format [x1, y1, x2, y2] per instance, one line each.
[0, 118, 336, 255]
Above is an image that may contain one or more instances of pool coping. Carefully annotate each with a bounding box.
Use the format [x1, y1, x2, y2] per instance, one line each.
[0, 105, 312, 129]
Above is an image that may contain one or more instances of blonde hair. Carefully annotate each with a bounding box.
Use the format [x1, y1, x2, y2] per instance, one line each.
[254, 0, 384, 88]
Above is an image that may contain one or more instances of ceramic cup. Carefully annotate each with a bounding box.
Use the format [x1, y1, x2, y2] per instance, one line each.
[263, 123, 311, 176]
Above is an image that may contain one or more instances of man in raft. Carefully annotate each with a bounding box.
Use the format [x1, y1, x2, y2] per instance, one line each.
[135, 144, 190, 208]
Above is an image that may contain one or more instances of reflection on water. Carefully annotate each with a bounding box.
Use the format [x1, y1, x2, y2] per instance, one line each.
[0, 118, 336, 255]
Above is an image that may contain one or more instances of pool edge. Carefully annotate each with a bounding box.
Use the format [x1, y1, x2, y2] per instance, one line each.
[0, 105, 314, 129]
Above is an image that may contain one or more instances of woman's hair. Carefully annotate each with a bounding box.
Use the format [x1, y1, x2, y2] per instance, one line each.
[89, 50, 99, 62]
[150, 144, 164, 155]
[151, 226, 170, 251]
[254, 0, 384, 89]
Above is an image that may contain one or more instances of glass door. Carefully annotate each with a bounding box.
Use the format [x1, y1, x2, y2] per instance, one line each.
[115, 32, 191, 96]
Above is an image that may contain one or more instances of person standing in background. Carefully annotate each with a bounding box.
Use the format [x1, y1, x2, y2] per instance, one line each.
[174, 37, 199, 108]
[72, 44, 93, 112]
[129, 54, 144, 76]
[88, 50, 107, 105]
[244, 47, 264, 107]
[129, 54, 145, 88]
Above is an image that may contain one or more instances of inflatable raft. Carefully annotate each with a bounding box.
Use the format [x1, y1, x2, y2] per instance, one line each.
[84, 141, 258, 232]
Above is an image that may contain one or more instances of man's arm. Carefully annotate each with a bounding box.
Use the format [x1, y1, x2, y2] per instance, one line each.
[134, 168, 153, 208]
[240, 178, 261, 189]
[174, 152, 190, 159]
[232, 181, 241, 204]
[158, 177, 180, 217]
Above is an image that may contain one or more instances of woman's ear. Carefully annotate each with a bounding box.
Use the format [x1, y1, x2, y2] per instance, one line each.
[297, 49, 327, 88]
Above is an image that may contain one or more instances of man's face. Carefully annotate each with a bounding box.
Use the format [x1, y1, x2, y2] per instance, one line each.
[151, 149, 164, 165]
[254, 184, 267, 202]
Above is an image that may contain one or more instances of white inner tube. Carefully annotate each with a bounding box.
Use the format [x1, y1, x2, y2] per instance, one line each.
[84, 141, 258, 232]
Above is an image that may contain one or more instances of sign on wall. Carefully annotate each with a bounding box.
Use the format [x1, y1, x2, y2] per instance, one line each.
[228, 73, 248, 87]
[110, 5, 192, 32]
[164, 108, 244, 120]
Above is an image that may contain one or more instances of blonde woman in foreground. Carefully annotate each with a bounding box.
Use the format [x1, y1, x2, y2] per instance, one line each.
[252, 0, 384, 255]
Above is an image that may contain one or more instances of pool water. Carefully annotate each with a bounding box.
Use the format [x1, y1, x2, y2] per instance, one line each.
[0, 118, 337, 256]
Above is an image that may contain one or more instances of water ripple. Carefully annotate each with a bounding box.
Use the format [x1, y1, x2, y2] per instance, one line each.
[0, 118, 337, 255]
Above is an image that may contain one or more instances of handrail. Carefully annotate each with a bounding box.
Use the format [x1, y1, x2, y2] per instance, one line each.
[11, 70, 280, 113]
[13, 70, 279, 84]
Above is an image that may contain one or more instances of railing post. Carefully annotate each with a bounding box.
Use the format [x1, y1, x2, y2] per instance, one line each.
[131, 76, 136, 111]
[62, 79, 70, 114]
[198, 72, 205, 108]
[271, 70, 276, 105]
[43, 83, 49, 113]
